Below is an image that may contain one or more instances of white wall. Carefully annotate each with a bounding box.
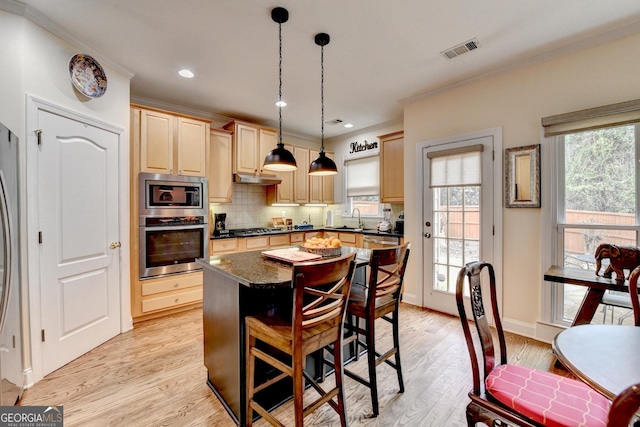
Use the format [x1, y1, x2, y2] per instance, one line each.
[0, 8, 131, 383]
[403, 31, 640, 338]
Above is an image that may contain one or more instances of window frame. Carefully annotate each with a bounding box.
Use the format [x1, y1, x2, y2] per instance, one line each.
[342, 152, 383, 218]
[543, 109, 640, 326]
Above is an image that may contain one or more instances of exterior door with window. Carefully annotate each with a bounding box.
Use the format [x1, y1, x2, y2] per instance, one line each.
[422, 135, 496, 315]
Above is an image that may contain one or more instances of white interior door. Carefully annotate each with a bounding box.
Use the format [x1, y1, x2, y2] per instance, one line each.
[422, 134, 496, 316]
[37, 109, 121, 376]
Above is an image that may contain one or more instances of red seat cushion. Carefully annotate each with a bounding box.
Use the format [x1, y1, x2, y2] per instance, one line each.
[486, 364, 611, 427]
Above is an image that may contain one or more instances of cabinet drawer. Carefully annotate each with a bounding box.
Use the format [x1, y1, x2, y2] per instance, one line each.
[269, 234, 289, 247]
[290, 233, 303, 243]
[141, 272, 203, 296]
[142, 287, 202, 313]
[211, 238, 238, 254]
[338, 233, 357, 244]
[304, 231, 321, 241]
[246, 236, 269, 250]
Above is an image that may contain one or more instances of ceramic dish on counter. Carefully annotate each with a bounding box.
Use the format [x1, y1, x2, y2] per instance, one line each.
[68, 54, 107, 98]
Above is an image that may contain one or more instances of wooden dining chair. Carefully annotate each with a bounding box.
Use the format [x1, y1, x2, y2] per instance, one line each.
[607, 383, 640, 426]
[245, 252, 356, 427]
[456, 261, 612, 427]
[628, 265, 640, 326]
[341, 243, 410, 417]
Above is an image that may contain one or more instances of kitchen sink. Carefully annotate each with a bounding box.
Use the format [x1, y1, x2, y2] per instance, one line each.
[327, 225, 363, 231]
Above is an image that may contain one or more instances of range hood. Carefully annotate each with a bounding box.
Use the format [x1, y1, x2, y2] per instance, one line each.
[233, 173, 282, 185]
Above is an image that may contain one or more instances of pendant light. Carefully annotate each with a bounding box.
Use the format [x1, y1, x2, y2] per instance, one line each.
[309, 32, 338, 176]
[264, 7, 297, 172]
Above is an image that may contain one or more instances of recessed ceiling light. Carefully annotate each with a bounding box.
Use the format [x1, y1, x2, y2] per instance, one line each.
[275, 100, 287, 107]
[344, 123, 354, 128]
[178, 69, 194, 79]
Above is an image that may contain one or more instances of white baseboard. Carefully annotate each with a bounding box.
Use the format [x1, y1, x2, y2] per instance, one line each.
[401, 292, 419, 306]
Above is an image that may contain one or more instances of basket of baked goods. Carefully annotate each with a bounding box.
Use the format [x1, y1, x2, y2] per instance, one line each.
[300, 236, 342, 257]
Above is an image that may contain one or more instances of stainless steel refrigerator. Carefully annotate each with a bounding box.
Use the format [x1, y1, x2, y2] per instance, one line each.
[0, 121, 23, 404]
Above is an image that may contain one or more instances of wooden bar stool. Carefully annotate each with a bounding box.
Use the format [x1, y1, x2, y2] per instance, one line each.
[245, 252, 356, 427]
[342, 243, 410, 417]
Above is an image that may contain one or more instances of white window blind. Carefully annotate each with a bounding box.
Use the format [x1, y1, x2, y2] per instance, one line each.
[345, 155, 379, 196]
[428, 145, 483, 187]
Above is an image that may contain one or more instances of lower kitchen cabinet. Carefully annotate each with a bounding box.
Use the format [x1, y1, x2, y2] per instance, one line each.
[136, 271, 203, 318]
[210, 238, 238, 255]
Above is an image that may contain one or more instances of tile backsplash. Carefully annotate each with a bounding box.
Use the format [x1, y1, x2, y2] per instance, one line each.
[209, 184, 324, 229]
[209, 184, 404, 232]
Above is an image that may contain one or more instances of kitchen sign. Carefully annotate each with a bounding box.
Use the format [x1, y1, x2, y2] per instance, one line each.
[349, 139, 378, 154]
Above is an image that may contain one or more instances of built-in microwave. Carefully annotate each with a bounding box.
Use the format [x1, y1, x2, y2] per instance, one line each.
[139, 173, 208, 218]
[138, 173, 209, 279]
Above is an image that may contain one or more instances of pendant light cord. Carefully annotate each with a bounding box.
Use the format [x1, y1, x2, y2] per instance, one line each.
[320, 42, 325, 153]
[278, 20, 283, 147]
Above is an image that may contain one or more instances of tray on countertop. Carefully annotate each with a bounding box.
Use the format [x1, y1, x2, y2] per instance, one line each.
[262, 248, 321, 263]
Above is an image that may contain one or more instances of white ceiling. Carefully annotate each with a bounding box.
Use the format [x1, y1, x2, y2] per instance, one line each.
[16, 0, 640, 140]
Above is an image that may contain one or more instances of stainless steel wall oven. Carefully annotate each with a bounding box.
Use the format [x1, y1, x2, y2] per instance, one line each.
[138, 173, 208, 279]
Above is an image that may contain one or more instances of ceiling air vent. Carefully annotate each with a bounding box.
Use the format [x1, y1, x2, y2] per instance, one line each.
[326, 118, 343, 125]
[441, 38, 481, 59]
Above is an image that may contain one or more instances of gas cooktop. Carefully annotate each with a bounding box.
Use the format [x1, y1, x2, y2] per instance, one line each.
[227, 228, 284, 237]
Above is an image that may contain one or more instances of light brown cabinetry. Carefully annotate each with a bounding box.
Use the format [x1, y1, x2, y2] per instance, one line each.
[210, 238, 238, 255]
[266, 144, 295, 204]
[139, 272, 203, 314]
[379, 131, 404, 203]
[130, 106, 210, 322]
[135, 107, 209, 177]
[224, 120, 278, 177]
[207, 128, 233, 203]
[308, 150, 335, 204]
[293, 146, 310, 204]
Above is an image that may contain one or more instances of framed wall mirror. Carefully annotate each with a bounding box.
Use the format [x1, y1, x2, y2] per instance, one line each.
[505, 144, 540, 208]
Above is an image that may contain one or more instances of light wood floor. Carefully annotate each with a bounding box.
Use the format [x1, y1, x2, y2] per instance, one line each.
[19, 304, 567, 426]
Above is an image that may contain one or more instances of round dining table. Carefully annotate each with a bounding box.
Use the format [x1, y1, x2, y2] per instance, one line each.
[552, 324, 640, 400]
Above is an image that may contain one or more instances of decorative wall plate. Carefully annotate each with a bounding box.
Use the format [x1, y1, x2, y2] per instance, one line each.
[68, 54, 107, 98]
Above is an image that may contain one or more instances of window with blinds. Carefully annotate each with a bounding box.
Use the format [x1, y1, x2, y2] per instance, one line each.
[344, 154, 382, 216]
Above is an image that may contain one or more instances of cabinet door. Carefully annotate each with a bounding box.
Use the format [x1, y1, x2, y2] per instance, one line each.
[293, 146, 309, 204]
[177, 118, 207, 176]
[235, 123, 259, 174]
[140, 109, 173, 174]
[208, 129, 233, 203]
[322, 152, 335, 203]
[308, 149, 323, 204]
[380, 131, 404, 203]
[258, 128, 278, 176]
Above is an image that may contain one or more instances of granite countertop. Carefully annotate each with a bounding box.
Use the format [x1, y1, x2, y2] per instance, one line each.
[197, 246, 371, 289]
[211, 227, 403, 240]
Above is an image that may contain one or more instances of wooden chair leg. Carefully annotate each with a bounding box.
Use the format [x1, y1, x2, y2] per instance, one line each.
[366, 317, 379, 417]
[392, 310, 404, 393]
[293, 351, 305, 427]
[246, 332, 256, 427]
[333, 338, 348, 427]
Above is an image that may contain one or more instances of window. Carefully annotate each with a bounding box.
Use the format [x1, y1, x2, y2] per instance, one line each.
[544, 100, 640, 325]
[344, 154, 382, 216]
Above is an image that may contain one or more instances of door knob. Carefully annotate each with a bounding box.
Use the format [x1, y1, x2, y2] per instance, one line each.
[424, 233, 431, 238]
[109, 242, 121, 249]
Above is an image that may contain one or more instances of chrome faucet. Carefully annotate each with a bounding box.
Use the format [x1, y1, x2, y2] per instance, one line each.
[352, 208, 363, 229]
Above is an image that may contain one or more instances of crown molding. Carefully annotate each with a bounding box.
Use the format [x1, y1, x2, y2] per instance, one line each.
[325, 118, 403, 144]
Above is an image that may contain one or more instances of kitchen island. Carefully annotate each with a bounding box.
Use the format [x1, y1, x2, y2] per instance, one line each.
[197, 247, 370, 426]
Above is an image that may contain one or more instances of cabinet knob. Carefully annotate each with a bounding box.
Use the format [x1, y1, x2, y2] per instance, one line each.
[174, 298, 179, 303]
[174, 283, 179, 288]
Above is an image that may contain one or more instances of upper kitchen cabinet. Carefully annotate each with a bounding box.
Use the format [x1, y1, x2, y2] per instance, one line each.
[379, 131, 404, 203]
[207, 128, 233, 203]
[224, 120, 278, 177]
[309, 149, 335, 204]
[133, 106, 209, 177]
[293, 146, 310, 204]
[266, 144, 295, 204]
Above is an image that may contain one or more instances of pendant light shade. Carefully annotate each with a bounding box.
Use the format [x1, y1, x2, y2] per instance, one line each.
[309, 32, 337, 176]
[264, 7, 297, 172]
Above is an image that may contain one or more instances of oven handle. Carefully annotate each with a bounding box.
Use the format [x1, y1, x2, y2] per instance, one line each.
[141, 224, 207, 232]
